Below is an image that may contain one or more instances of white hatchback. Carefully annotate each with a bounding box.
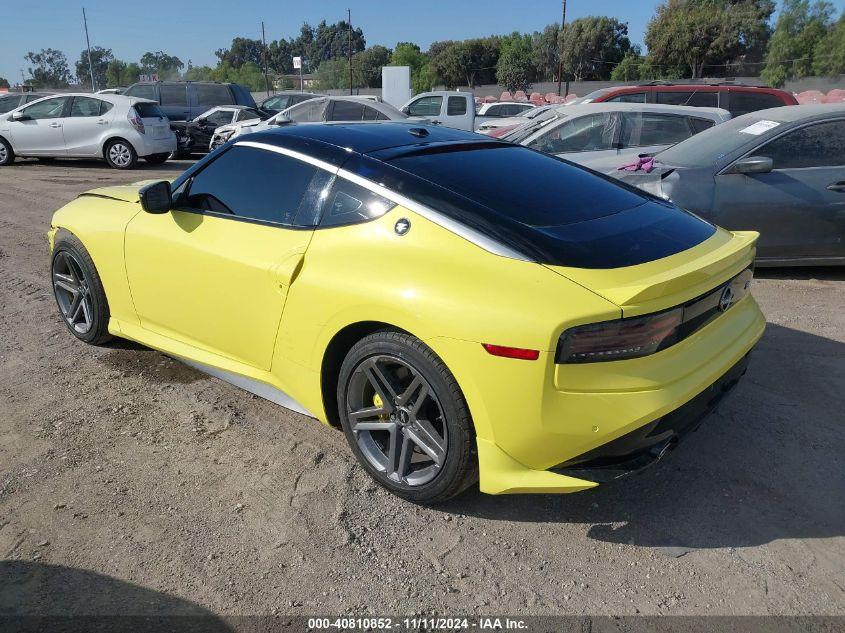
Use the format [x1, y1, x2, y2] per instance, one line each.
[0, 93, 176, 169]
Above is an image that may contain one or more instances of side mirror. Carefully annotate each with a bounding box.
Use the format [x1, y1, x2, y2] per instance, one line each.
[139, 180, 172, 214]
[731, 155, 773, 175]
[195, 117, 207, 126]
[273, 116, 292, 126]
[11, 111, 30, 121]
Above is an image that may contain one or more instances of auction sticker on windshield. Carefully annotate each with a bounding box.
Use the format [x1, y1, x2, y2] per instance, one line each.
[738, 120, 781, 135]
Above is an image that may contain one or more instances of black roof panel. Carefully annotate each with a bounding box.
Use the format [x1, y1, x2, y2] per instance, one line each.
[244, 122, 493, 163]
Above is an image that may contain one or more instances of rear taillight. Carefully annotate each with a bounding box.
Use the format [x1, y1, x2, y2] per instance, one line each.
[557, 308, 683, 364]
[128, 108, 145, 134]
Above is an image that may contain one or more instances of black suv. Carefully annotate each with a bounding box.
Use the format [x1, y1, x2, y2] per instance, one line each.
[122, 81, 256, 121]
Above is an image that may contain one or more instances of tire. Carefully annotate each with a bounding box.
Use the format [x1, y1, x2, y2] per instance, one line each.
[144, 153, 169, 165]
[338, 331, 477, 504]
[0, 137, 14, 166]
[51, 232, 113, 346]
[103, 138, 137, 170]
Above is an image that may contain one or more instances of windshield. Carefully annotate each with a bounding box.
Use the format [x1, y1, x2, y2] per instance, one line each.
[0, 95, 20, 114]
[655, 113, 785, 168]
[503, 114, 564, 143]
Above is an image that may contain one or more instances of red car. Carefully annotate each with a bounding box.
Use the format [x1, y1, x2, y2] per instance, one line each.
[575, 82, 798, 117]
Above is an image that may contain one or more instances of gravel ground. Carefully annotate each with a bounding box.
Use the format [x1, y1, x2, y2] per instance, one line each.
[0, 158, 843, 621]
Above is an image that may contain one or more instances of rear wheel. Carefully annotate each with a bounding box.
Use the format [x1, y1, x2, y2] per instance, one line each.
[104, 139, 137, 170]
[0, 137, 14, 166]
[144, 153, 169, 165]
[338, 331, 477, 504]
[51, 233, 112, 345]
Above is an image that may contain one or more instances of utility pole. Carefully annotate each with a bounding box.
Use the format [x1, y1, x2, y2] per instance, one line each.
[82, 7, 96, 92]
[348, 8, 353, 95]
[556, 0, 567, 97]
[20, 68, 26, 91]
[261, 21, 270, 96]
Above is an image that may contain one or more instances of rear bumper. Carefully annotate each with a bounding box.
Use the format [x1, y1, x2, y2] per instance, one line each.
[552, 352, 750, 483]
[135, 133, 177, 157]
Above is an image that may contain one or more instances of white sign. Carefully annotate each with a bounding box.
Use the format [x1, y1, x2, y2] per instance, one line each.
[292, 56, 302, 70]
[139, 74, 149, 82]
[739, 120, 781, 136]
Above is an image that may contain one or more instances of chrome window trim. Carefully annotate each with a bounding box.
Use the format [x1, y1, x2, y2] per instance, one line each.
[235, 139, 533, 262]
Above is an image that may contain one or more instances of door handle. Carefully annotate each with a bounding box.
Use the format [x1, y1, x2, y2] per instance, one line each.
[96, 119, 108, 125]
[270, 246, 307, 290]
[826, 182, 845, 192]
[49, 122, 62, 128]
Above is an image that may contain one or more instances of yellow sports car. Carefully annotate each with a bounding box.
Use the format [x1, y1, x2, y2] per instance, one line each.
[48, 123, 765, 504]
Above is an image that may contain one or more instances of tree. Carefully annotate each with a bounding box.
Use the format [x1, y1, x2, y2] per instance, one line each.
[391, 42, 434, 94]
[496, 33, 534, 92]
[0, 77, 9, 89]
[313, 58, 350, 90]
[215, 37, 264, 69]
[610, 48, 644, 81]
[25, 48, 72, 87]
[353, 45, 392, 88]
[139, 51, 184, 79]
[560, 16, 633, 81]
[646, 0, 775, 78]
[813, 12, 845, 76]
[75, 46, 113, 89]
[268, 38, 294, 75]
[429, 41, 466, 88]
[762, 0, 834, 86]
[532, 24, 561, 82]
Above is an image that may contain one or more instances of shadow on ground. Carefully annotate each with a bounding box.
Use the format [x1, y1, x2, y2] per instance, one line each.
[755, 266, 845, 281]
[443, 323, 845, 551]
[0, 561, 232, 632]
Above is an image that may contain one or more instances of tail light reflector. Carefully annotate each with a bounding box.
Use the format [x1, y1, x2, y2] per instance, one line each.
[483, 344, 540, 361]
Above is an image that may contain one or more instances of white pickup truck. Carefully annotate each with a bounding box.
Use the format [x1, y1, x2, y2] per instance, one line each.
[400, 91, 534, 132]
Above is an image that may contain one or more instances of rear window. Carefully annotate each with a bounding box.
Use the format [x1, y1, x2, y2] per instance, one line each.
[133, 102, 166, 119]
[388, 145, 645, 227]
[160, 84, 188, 106]
[125, 84, 156, 101]
[379, 144, 714, 268]
[447, 96, 467, 116]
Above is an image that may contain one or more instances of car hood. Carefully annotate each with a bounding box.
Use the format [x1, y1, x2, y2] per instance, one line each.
[78, 180, 168, 204]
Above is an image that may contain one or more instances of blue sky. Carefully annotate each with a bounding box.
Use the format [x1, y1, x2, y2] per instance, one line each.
[2, 0, 844, 85]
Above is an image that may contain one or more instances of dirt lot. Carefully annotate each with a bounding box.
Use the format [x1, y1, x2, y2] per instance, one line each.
[0, 159, 843, 622]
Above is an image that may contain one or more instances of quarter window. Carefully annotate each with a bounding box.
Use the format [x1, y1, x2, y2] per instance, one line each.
[528, 112, 619, 154]
[181, 145, 320, 225]
[21, 97, 67, 120]
[318, 178, 396, 228]
[406, 96, 442, 117]
[329, 100, 367, 121]
[728, 91, 784, 116]
[758, 120, 845, 169]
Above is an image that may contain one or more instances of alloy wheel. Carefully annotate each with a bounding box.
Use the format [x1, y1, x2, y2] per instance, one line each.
[108, 143, 132, 167]
[0, 144, 7, 163]
[52, 251, 94, 334]
[346, 354, 448, 486]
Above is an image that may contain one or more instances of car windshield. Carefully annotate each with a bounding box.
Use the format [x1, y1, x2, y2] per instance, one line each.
[503, 114, 564, 143]
[655, 113, 787, 168]
[578, 88, 615, 103]
[0, 95, 20, 114]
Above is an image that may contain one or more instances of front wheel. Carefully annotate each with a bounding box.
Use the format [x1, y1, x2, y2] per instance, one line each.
[144, 153, 169, 165]
[338, 331, 477, 504]
[104, 139, 137, 169]
[51, 233, 113, 345]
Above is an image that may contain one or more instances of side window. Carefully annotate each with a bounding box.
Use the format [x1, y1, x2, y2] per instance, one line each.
[286, 98, 327, 122]
[70, 96, 103, 117]
[263, 95, 285, 110]
[195, 84, 234, 107]
[620, 113, 692, 147]
[689, 117, 715, 135]
[757, 120, 845, 169]
[319, 177, 397, 228]
[656, 91, 718, 107]
[608, 92, 647, 103]
[181, 145, 320, 225]
[329, 100, 366, 121]
[447, 96, 467, 116]
[728, 91, 785, 116]
[160, 84, 188, 107]
[406, 96, 442, 117]
[235, 109, 260, 122]
[528, 112, 618, 154]
[124, 84, 157, 101]
[21, 97, 67, 120]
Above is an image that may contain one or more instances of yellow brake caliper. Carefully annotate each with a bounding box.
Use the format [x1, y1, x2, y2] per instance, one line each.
[373, 393, 389, 420]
